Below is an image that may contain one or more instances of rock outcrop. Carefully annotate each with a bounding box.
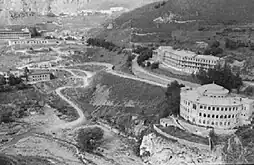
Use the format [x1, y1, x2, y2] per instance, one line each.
[0, 0, 160, 16]
[140, 133, 224, 165]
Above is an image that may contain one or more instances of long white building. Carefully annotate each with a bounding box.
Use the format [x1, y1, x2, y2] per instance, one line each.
[153, 46, 222, 74]
[180, 83, 254, 129]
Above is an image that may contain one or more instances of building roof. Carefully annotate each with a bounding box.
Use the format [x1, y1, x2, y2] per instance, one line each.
[157, 46, 220, 61]
[181, 83, 244, 106]
[28, 70, 51, 75]
[0, 29, 30, 33]
[197, 83, 229, 95]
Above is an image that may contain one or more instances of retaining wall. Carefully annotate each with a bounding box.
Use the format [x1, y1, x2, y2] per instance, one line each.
[153, 124, 210, 151]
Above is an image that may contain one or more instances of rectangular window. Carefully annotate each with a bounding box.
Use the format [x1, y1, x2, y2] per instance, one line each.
[200, 105, 203, 109]
[208, 107, 211, 110]
[212, 107, 215, 110]
[193, 104, 196, 110]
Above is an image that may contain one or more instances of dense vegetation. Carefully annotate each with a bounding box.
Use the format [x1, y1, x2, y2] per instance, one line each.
[195, 63, 243, 92]
[159, 81, 185, 118]
[203, 40, 224, 57]
[0, 88, 45, 123]
[135, 46, 154, 66]
[77, 127, 104, 152]
[87, 38, 123, 53]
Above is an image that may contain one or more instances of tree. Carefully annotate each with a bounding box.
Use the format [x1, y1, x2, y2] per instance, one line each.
[29, 27, 41, 38]
[210, 40, 220, 48]
[195, 63, 243, 91]
[0, 75, 6, 85]
[159, 81, 185, 118]
[77, 127, 104, 152]
[151, 62, 159, 69]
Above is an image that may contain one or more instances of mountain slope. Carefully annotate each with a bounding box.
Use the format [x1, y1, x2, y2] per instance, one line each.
[115, 0, 254, 28]
[0, 0, 161, 15]
[98, 0, 254, 46]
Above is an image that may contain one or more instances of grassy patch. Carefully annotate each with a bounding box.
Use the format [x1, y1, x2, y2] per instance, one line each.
[0, 87, 45, 123]
[0, 154, 53, 165]
[61, 72, 166, 134]
[46, 93, 79, 121]
[92, 72, 165, 112]
[158, 125, 209, 145]
[147, 67, 200, 84]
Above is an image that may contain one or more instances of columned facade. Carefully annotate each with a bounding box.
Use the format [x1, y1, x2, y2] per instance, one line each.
[180, 83, 254, 129]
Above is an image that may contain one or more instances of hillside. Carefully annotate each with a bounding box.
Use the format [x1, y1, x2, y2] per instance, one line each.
[0, 0, 161, 15]
[98, 0, 254, 79]
[101, 0, 254, 42]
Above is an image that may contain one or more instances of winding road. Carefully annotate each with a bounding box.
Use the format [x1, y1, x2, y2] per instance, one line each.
[19, 56, 200, 130]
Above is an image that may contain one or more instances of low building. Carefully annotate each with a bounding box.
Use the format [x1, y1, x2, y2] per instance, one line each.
[153, 46, 222, 74]
[27, 70, 51, 83]
[0, 68, 24, 77]
[180, 83, 254, 130]
[0, 29, 31, 40]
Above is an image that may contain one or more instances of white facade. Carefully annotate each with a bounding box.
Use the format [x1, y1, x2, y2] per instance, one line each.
[153, 46, 222, 74]
[8, 39, 49, 46]
[180, 83, 254, 129]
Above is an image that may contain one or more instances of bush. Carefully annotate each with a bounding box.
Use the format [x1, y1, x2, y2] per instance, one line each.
[159, 81, 185, 118]
[77, 127, 104, 152]
[151, 62, 159, 69]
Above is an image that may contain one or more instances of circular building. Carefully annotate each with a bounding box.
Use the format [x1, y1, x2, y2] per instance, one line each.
[180, 83, 252, 129]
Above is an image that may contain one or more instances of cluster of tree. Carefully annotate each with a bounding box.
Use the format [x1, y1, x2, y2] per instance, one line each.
[195, 63, 243, 92]
[87, 38, 121, 52]
[77, 127, 104, 152]
[0, 99, 45, 123]
[158, 81, 185, 118]
[126, 54, 136, 68]
[65, 36, 76, 41]
[135, 47, 154, 66]
[203, 40, 223, 56]
[151, 62, 159, 69]
[225, 38, 254, 50]
[28, 27, 41, 38]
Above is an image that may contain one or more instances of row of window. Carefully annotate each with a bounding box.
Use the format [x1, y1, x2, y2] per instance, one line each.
[203, 95, 225, 98]
[164, 53, 218, 64]
[198, 119, 231, 126]
[199, 105, 239, 111]
[30, 74, 49, 78]
[199, 113, 238, 119]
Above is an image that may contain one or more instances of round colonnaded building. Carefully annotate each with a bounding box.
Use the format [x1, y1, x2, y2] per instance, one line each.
[180, 83, 254, 129]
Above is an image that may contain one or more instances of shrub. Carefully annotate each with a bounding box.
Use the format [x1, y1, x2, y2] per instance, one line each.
[151, 62, 159, 69]
[77, 127, 104, 152]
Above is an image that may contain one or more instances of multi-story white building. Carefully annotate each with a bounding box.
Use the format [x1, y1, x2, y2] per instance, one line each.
[27, 70, 51, 83]
[153, 46, 222, 74]
[180, 83, 254, 129]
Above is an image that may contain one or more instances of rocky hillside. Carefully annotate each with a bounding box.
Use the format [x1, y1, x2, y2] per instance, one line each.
[140, 133, 224, 165]
[0, 0, 161, 15]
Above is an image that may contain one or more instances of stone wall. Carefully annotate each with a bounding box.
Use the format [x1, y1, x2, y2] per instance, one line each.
[153, 124, 211, 151]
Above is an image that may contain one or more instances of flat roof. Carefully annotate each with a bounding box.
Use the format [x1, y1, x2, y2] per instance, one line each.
[0, 29, 30, 33]
[158, 46, 220, 61]
[29, 70, 51, 75]
[182, 89, 242, 106]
